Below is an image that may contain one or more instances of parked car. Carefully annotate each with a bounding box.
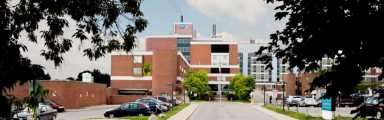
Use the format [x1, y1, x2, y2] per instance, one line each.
[169, 99, 179, 106]
[284, 96, 297, 107]
[104, 102, 151, 118]
[353, 96, 365, 106]
[136, 98, 171, 112]
[13, 105, 57, 120]
[288, 96, 304, 103]
[298, 98, 318, 107]
[337, 95, 354, 107]
[140, 101, 162, 115]
[39, 100, 66, 112]
[315, 97, 322, 107]
[350, 97, 384, 119]
[151, 96, 170, 103]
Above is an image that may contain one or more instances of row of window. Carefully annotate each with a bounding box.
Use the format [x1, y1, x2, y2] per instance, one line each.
[177, 38, 190, 43]
[212, 62, 229, 66]
[211, 55, 229, 61]
[177, 47, 190, 52]
[364, 77, 384, 82]
[134, 56, 142, 63]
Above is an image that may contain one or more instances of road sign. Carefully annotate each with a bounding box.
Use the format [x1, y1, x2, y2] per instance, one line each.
[194, 93, 197, 97]
[272, 90, 278, 98]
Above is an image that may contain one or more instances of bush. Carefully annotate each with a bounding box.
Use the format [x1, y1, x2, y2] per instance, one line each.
[202, 92, 214, 101]
[226, 93, 238, 100]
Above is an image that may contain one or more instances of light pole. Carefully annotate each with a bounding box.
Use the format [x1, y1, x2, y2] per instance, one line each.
[182, 85, 191, 104]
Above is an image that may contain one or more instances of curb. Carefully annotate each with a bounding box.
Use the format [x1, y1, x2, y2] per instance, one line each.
[186, 104, 200, 120]
[251, 105, 298, 120]
[252, 106, 279, 120]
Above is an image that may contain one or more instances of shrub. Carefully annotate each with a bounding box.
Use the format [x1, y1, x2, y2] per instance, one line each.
[202, 92, 214, 100]
[226, 93, 238, 100]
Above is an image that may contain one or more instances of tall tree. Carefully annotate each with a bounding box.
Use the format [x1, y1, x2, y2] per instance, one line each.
[182, 69, 210, 99]
[0, 0, 147, 118]
[229, 74, 256, 100]
[76, 69, 111, 87]
[257, 0, 383, 98]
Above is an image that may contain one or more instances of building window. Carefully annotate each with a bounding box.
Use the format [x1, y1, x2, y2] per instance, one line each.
[257, 85, 262, 89]
[261, 61, 264, 64]
[282, 66, 286, 73]
[177, 38, 190, 43]
[290, 69, 293, 73]
[299, 78, 302, 82]
[306, 86, 310, 90]
[253, 58, 257, 64]
[177, 47, 190, 52]
[261, 66, 264, 72]
[253, 66, 256, 72]
[217, 76, 226, 81]
[365, 77, 371, 81]
[376, 77, 383, 82]
[134, 68, 142, 74]
[261, 74, 264, 80]
[306, 77, 309, 81]
[134, 56, 142, 63]
[327, 59, 331, 65]
[267, 85, 276, 89]
[252, 74, 257, 79]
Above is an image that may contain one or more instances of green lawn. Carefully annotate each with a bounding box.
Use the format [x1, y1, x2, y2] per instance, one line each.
[232, 99, 251, 103]
[117, 103, 190, 120]
[262, 105, 365, 120]
[190, 99, 208, 102]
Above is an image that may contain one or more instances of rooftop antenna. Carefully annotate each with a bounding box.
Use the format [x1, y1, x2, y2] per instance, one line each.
[169, 0, 182, 22]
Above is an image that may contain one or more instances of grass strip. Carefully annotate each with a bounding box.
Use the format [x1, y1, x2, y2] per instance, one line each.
[190, 99, 208, 102]
[261, 105, 363, 120]
[117, 103, 190, 120]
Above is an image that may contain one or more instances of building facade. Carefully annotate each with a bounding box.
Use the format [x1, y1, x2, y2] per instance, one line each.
[110, 20, 239, 97]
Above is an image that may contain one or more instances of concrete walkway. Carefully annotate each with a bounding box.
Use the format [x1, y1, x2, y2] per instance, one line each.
[252, 103, 298, 120]
[167, 103, 200, 120]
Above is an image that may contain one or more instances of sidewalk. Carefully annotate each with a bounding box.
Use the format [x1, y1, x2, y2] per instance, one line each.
[66, 104, 120, 112]
[252, 103, 298, 120]
[167, 103, 200, 120]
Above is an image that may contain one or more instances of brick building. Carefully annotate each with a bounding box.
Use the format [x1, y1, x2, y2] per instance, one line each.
[110, 19, 239, 99]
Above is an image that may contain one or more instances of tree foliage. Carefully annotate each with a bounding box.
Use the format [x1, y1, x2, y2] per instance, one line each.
[23, 84, 55, 120]
[228, 74, 256, 100]
[354, 83, 382, 93]
[143, 62, 153, 76]
[257, 0, 383, 98]
[1, 0, 147, 118]
[76, 69, 111, 87]
[66, 77, 75, 81]
[182, 69, 210, 99]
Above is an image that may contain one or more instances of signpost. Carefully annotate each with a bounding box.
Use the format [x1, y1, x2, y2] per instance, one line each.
[322, 93, 335, 119]
[277, 81, 293, 111]
[272, 90, 278, 107]
[165, 83, 183, 110]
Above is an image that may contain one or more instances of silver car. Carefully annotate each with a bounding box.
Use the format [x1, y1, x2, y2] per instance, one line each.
[298, 98, 318, 107]
[13, 105, 57, 120]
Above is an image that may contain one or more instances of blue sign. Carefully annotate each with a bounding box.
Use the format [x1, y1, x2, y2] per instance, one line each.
[180, 24, 184, 28]
[322, 93, 332, 111]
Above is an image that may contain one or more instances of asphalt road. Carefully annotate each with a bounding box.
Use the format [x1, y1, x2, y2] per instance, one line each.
[284, 106, 356, 117]
[188, 102, 276, 120]
[56, 106, 119, 120]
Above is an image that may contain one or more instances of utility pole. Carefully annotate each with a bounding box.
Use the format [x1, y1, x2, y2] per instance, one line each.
[283, 82, 285, 111]
[171, 84, 174, 110]
[264, 85, 266, 106]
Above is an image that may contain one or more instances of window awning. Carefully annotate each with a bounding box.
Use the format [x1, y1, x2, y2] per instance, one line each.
[118, 88, 151, 91]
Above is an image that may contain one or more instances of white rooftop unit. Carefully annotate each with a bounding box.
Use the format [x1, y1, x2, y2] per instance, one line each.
[82, 73, 93, 83]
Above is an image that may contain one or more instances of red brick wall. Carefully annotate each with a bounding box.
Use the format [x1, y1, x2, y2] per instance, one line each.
[177, 56, 190, 77]
[231, 68, 239, 74]
[111, 80, 152, 89]
[174, 24, 193, 35]
[229, 45, 238, 65]
[146, 38, 177, 51]
[283, 74, 297, 96]
[298, 74, 320, 96]
[108, 95, 144, 104]
[7, 81, 107, 109]
[152, 50, 178, 96]
[193, 68, 211, 73]
[190, 45, 211, 65]
[4, 82, 29, 100]
[111, 55, 133, 76]
[40, 81, 107, 109]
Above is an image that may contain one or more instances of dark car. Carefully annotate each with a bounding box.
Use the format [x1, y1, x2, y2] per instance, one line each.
[337, 95, 354, 107]
[13, 105, 58, 120]
[140, 101, 162, 114]
[136, 98, 171, 112]
[350, 97, 384, 119]
[104, 102, 151, 118]
[169, 99, 179, 106]
[39, 100, 66, 112]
